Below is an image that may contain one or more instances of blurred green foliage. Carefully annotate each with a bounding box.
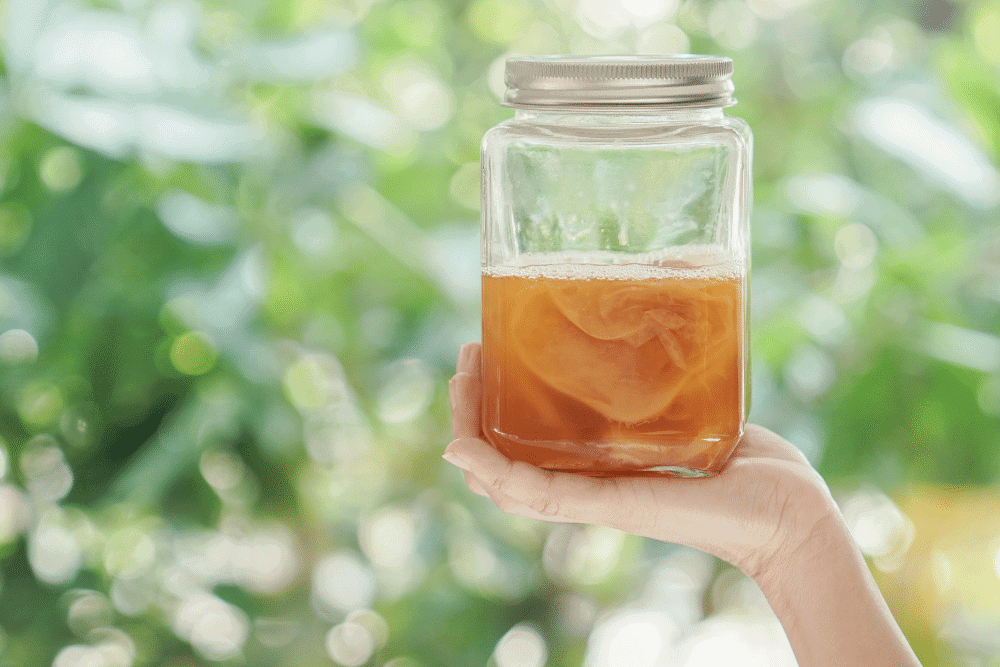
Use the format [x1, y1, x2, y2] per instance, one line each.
[1, 0, 999, 665]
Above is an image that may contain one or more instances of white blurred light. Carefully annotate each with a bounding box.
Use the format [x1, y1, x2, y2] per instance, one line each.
[382, 58, 455, 131]
[26, 90, 258, 163]
[854, 98, 1000, 209]
[555, 593, 599, 637]
[176, 530, 234, 584]
[708, 0, 759, 50]
[283, 353, 351, 412]
[312, 89, 416, 155]
[346, 609, 389, 649]
[291, 208, 339, 259]
[784, 173, 860, 218]
[678, 615, 796, 667]
[636, 23, 690, 55]
[621, 0, 678, 23]
[30, 522, 82, 584]
[0, 443, 7, 479]
[20, 438, 73, 501]
[173, 592, 249, 661]
[33, 12, 157, 95]
[156, 190, 239, 245]
[67, 591, 113, 637]
[0, 329, 37, 364]
[53, 644, 109, 667]
[138, 104, 255, 163]
[376, 358, 435, 424]
[447, 529, 530, 600]
[326, 621, 374, 667]
[89, 628, 136, 667]
[834, 223, 878, 269]
[246, 30, 358, 82]
[917, 321, 1000, 373]
[797, 295, 849, 346]
[639, 549, 716, 629]
[312, 551, 377, 616]
[843, 36, 894, 78]
[427, 224, 482, 307]
[840, 490, 914, 568]
[199, 450, 243, 492]
[232, 526, 300, 595]
[27, 90, 135, 157]
[360, 507, 417, 569]
[0, 484, 29, 543]
[488, 54, 509, 101]
[104, 527, 156, 577]
[148, 0, 199, 46]
[784, 344, 836, 401]
[544, 524, 627, 587]
[110, 573, 157, 616]
[574, 0, 631, 39]
[585, 611, 676, 667]
[494, 623, 548, 667]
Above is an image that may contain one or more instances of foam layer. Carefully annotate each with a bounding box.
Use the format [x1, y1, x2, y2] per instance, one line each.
[484, 249, 745, 281]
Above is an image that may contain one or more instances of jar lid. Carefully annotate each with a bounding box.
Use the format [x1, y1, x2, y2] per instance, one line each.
[503, 55, 736, 110]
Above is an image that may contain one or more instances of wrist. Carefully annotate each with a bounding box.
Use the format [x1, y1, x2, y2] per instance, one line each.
[742, 480, 850, 586]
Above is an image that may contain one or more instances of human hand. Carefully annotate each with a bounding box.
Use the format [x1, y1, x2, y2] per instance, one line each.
[446, 342, 922, 667]
[444, 342, 841, 580]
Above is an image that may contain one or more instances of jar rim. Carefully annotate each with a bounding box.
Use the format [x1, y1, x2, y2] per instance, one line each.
[502, 55, 736, 110]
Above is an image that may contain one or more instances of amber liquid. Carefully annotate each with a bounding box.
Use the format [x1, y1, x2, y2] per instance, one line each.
[482, 259, 745, 476]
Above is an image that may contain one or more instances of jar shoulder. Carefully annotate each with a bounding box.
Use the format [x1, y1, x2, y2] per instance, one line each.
[481, 114, 752, 154]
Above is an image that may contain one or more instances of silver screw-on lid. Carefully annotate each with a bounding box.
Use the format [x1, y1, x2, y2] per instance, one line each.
[503, 55, 736, 110]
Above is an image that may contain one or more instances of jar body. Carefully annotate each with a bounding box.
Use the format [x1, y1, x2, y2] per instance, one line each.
[481, 108, 751, 477]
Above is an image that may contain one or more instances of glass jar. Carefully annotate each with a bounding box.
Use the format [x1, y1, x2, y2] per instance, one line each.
[480, 55, 752, 477]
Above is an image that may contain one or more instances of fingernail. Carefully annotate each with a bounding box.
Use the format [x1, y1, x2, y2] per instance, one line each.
[448, 381, 456, 411]
[443, 450, 472, 472]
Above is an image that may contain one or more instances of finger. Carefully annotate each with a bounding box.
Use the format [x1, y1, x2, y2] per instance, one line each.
[445, 437, 641, 530]
[464, 470, 489, 497]
[459, 464, 580, 523]
[449, 372, 481, 439]
[457, 342, 482, 378]
[732, 425, 812, 466]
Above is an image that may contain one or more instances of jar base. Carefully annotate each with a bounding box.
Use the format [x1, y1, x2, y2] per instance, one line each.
[537, 463, 717, 478]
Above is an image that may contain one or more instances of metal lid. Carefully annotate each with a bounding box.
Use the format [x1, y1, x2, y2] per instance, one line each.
[503, 55, 736, 110]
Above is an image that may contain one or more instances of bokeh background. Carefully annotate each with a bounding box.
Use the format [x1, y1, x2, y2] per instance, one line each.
[0, 0, 999, 663]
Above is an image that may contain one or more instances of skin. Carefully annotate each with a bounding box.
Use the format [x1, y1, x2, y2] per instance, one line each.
[444, 342, 921, 667]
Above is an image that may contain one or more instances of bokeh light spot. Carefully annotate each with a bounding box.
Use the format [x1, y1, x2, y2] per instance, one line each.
[30, 521, 83, 585]
[376, 358, 435, 424]
[494, 623, 547, 667]
[0, 484, 29, 543]
[21, 435, 73, 501]
[325, 621, 374, 667]
[18, 381, 65, 427]
[170, 331, 217, 375]
[834, 223, 878, 270]
[708, 0, 759, 50]
[585, 611, 676, 667]
[0, 204, 33, 256]
[39, 146, 84, 192]
[312, 551, 377, 617]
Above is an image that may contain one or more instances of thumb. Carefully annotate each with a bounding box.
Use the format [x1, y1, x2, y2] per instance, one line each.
[443, 438, 657, 534]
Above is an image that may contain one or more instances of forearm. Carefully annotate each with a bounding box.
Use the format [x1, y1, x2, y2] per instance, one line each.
[751, 512, 921, 667]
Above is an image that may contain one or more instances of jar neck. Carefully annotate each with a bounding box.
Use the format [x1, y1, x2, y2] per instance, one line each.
[513, 107, 727, 124]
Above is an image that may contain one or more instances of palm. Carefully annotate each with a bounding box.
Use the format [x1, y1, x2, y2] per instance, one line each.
[446, 343, 836, 577]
